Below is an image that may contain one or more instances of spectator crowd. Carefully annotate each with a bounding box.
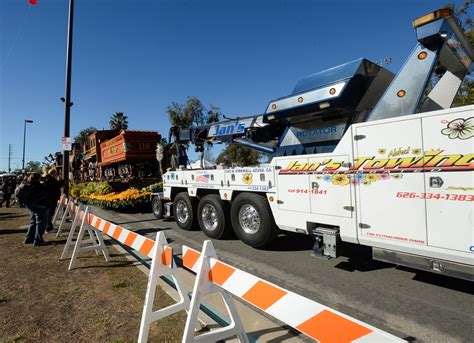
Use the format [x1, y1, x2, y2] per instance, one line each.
[1, 170, 62, 246]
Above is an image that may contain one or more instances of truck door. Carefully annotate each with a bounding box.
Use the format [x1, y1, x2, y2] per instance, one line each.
[308, 155, 353, 218]
[422, 110, 473, 253]
[275, 157, 311, 213]
[355, 118, 428, 246]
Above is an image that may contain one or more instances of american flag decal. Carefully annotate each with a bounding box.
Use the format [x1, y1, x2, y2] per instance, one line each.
[196, 174, 209, 183]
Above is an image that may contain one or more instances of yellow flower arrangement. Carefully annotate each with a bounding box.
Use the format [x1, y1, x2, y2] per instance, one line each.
[87, 188, 151, 202]
[332, 174, 350, 186]
[365, 174, 380, 183]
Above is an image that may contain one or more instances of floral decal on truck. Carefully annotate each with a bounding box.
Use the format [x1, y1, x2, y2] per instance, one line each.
[316, 172, 403, 186]
[441, 117, 474, 140]
[242, 173, 253, 185]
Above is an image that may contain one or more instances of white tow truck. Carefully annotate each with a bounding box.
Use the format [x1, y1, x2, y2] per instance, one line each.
[153, 9, 473, 280]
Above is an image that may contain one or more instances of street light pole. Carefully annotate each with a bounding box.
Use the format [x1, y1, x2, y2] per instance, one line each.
[8, 144, 12, 173]
[22, 120, 33, 172]
[62, 0, 75, 196]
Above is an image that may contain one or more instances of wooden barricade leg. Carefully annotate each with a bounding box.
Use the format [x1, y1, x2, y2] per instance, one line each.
[56, 198, 73, 237]
[138, 232, 191, 343]
[87, 216, 110, 261]
[52, 194, 66, 224]
[60, 204, 84, 260]
[182, 241, 248, 343]
[68, 208, 110, 270]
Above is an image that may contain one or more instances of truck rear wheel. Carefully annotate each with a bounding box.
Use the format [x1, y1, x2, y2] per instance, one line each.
[230, 193, 276, 248]
[152, 196, 163, 219]
[173, 192, 197, 231]
[197, 194, 230, 239]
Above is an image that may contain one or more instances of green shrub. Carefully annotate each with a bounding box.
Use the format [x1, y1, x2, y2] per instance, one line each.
[141, 182, 163, 193]
[94, 181, 113, 195]
[70, 183, 85, 198]
[80, 182, 97, 196]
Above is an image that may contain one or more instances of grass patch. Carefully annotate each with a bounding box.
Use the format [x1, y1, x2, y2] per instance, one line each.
[5, 332, 24, 343]
[113, 279, 127, 288]
[0, 294, 10, 303]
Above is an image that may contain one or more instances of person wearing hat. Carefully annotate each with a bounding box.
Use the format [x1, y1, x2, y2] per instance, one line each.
[44, 169, 62, 233]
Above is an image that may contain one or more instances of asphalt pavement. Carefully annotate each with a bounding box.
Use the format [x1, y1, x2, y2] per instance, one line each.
[91, 206, 473, 343]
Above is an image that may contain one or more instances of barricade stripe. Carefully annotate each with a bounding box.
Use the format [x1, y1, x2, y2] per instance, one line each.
[183, 248, 201, 271]
[218, 269, 261, 297]
[124, 231, 138, 247]
[112, 226, 123, 240]
[118, 228, 130, 243]
[102, 221, 111, 234]
[91, 215, 99, 227]
[208, 261, 236, 286]
[265, 292, 326, 328]
[98, 219, 106, 232]
[241, 280, 287, 310]
[108, 224, 117, 237]
[296, 309, 373, 343]
[131, 234, 147, 254]
[94, 218, 102, 229]
[161, 247, 173, 267]
[139, 238, 155, 256]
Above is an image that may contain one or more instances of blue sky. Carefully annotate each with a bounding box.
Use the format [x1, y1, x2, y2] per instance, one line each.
[0, 0, 471, 171]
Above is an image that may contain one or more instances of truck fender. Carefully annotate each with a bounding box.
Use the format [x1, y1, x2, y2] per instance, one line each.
[150, 191, 164, 201]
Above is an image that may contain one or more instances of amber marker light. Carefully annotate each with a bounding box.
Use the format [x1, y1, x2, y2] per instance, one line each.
[413, 8, 452, 28]
[297, 97, 304, 103]
[418, 51, 428, 60]
[397, 90, 406, 98]
[269, 196, 274, 202]
[329, 88, 336, 95]
[271, 104, 277, 110]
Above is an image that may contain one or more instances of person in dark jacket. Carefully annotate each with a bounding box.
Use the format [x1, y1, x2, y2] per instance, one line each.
[24, 173, 48, 246]
[44, 169, 62, 232]
[1, 178, 14, 208]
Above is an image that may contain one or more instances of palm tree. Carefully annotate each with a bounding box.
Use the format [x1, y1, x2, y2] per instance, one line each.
[109, 112, 129, 130]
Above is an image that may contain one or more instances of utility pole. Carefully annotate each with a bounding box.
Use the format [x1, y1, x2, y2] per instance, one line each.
[8, 144, 12, 173]
[22, 119, 33, 172]
[62, 0, 75, 196]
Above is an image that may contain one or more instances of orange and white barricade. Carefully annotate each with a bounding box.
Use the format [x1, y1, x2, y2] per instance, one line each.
[85, 216, 192, 342]
[60, 204, 101, 260]
[52, 194, 67, 223]
[182, 240, 404, 343]
[56, 198, 78, 237]
[67, 207, 110, 270]
[137, 232, 191, 343]
[183, 241, 248, 343]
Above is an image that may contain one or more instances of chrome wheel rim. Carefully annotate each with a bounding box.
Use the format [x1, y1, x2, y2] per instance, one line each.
[176, 200, 189, 223]
[238, 205, 260, 234]
[153, 199, 161, 214]
[201, 204, 218, 232]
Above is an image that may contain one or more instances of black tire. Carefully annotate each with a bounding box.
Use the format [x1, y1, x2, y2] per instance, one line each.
[173, 192, 197, 231]
[151, 196, 163, 219]
[197, 194, 230, 239]
[230, 193, 276, 248]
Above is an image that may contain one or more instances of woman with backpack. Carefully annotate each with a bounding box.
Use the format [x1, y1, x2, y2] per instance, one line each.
[22, 173, 48, 246]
